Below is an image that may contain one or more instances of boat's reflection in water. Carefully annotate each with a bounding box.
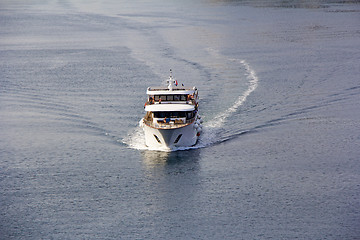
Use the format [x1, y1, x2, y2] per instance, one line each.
[140, 149, 202, 222]
[140, 149, 201, 170]
[141, 150, 171, 168]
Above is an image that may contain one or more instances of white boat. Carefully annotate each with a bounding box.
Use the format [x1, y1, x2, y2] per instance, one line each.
[140, 70, 202, 150]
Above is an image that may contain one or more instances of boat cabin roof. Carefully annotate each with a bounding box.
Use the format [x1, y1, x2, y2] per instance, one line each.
[147, 86, 196, 95]
[145, 104, 195, 112]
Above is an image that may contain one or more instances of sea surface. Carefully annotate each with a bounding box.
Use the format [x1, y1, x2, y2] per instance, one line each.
[1, 0, 360, 239]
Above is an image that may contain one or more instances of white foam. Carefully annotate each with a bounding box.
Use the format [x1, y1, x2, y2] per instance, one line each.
[206, 59, 258, 128]
[122, 121, 148, 150]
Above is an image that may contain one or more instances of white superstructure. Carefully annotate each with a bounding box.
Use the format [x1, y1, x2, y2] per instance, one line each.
[140, 71, 202, 150]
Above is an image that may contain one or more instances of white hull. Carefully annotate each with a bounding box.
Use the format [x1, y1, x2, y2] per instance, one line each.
[142, 119, 200, 150]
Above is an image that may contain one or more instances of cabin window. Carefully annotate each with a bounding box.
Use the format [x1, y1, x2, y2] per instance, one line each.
[177, 111, 186, 118]
[170, 112, 178, 118]
[187, 112, 192, 119]
[153, 95, 189, 102]
[185, 110, 196, 119]
[153, 94, 190, 102]
[153, 112, 165, 118]
[153, 111, 187, 118]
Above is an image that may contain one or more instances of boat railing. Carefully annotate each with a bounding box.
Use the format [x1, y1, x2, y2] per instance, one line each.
[144, 117, 195, 129]
[145, 100, 196, 106]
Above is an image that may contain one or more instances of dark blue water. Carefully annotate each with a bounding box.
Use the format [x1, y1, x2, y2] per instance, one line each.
[1, 0, 359, 239]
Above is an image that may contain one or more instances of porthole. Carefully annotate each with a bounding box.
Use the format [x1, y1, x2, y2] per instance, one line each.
[154, 134, 161, 143]
[174, 134, 182, 144]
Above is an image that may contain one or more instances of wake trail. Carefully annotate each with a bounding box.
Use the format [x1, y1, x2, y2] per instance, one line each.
[123, 56, 259, 152]
[206, 59, 258, 128]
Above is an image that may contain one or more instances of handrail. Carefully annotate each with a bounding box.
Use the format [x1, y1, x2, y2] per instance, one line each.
[143, 117, 195, 129]
[145, 99, 196, 106]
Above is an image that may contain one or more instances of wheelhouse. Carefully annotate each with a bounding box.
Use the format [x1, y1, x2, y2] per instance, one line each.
[152, 94, 187, 102]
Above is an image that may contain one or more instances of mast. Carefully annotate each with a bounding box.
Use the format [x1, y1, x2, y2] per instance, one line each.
[167, 69, 174, 91]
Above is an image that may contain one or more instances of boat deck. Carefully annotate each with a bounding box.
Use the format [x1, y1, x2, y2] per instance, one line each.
[143, 116, 194, 129]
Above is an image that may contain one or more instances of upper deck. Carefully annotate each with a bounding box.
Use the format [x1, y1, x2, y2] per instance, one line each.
[143, 71, 199, 129]
[145, 85, 198, 112]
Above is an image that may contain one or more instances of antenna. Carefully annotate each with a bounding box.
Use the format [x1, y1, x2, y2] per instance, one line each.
[167, 69, 174, 91]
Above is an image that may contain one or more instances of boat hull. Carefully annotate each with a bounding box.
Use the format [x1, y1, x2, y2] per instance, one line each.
[142, 120, 199, 150]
